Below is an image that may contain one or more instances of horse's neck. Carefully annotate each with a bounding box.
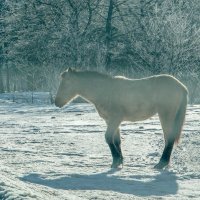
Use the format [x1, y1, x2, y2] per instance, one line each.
[77, 76, 105, 104]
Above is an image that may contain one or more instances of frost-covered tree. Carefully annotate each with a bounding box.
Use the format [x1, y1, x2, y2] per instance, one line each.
[0, 0, 6, 92]
[1, 0, 200, 101]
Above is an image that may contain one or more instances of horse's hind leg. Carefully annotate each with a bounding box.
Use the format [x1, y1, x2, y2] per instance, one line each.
[154, 139, 174, 169]
[155, 109, 176, 169]
[105, 121, 123, 168]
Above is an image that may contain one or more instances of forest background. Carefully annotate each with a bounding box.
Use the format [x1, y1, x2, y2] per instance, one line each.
[0, 0, 200, 103]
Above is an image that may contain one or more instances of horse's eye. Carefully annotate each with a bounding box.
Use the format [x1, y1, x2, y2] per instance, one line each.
[61, 72, 67, 78]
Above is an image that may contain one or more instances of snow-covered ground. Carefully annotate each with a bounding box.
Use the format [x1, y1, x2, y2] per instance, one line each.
[0, 96, 200, 200]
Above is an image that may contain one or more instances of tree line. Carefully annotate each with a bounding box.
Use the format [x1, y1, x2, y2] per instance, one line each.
[0, 0, 200, 102]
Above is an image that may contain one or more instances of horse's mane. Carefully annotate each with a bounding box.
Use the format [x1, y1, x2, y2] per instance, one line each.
[77, 70, 112, 80]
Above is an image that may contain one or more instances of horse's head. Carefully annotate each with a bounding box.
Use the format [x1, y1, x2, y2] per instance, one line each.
[55, 68, 77, 108]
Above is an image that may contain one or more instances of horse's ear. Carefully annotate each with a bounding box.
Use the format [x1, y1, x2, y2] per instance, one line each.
[68, 67, 75, 73]
[61, 68, 76, 78]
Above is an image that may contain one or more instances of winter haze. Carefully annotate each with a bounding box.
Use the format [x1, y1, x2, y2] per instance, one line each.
[0, 0, 200, 200]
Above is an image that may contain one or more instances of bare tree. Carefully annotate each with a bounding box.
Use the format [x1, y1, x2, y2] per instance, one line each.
[1, 0, 200, 101]
[0, 0, 6, 92]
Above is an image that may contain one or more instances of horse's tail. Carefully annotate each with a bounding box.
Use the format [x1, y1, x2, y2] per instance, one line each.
[173, 90, 188, 144]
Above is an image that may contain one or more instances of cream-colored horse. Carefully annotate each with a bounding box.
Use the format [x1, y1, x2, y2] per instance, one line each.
[55, 68, 188, 169]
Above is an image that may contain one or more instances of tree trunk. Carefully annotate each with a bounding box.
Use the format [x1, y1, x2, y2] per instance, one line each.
[105, 0, 114, 71]
[6, 65, 10, 92]
[0, 1, 5, 93]
[0, 66, 4, 93]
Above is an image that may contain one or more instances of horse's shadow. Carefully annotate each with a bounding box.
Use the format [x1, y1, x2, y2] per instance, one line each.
[21, 169, 178, 197]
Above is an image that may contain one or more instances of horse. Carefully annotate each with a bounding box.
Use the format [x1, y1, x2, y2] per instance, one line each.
[55, 68, 188, 169]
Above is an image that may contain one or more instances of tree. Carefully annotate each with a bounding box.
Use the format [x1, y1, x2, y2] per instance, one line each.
[0, 0, 6, 92]
[1, 0, 200, 102]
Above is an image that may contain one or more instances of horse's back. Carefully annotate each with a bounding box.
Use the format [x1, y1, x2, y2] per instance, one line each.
[110, 76, 157, 121]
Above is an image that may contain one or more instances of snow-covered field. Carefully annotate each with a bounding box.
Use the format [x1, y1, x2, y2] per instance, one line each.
[0, 96, 200, 200]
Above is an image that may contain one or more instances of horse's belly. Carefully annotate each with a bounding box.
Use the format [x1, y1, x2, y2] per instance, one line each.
[123, 106, 156, 122]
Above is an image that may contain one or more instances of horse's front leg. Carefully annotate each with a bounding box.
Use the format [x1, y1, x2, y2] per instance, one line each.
[112, 128, 123, 168]
[105, 121, 123, 168]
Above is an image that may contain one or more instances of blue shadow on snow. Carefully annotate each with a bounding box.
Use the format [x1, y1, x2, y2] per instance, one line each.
[20, 169, 178, 197]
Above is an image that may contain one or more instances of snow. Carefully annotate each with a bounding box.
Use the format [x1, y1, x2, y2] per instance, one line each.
[0, 94, 200, 200]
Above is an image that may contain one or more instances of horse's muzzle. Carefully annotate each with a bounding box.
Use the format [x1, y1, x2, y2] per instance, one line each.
[55, 98, 64, 108]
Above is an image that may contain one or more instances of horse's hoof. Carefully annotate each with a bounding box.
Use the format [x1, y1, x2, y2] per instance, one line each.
[154, 161, 168, 169]
[111, 158, 123, 168]
[111, 162, 122, 168]
[111, 163, 122, 169]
